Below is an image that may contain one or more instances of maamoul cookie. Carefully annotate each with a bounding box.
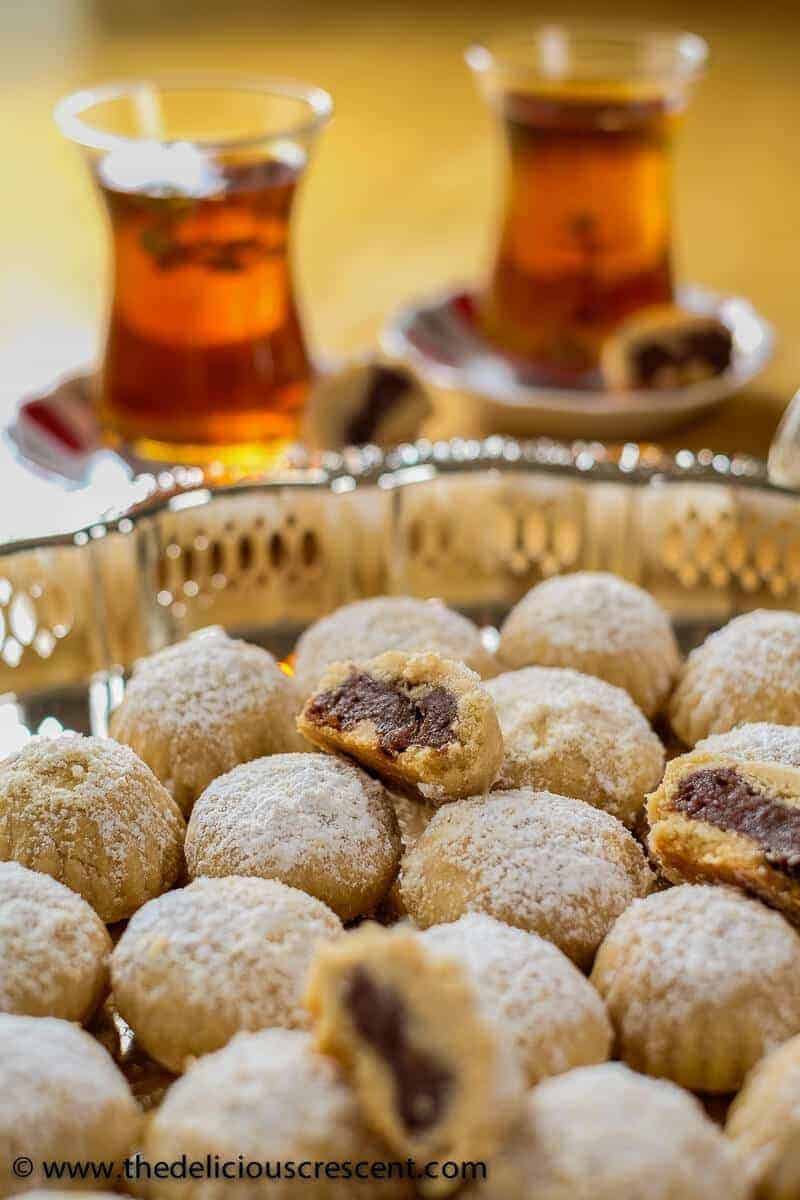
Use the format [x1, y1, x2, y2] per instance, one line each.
[111, 876, 342, 1072]
[697, 722, 800, 766]
[299, 652, 503, 800]
[110, 629, 301, 814]
[0, 861, 110, 1023]
[305, 357, 432, 449]
[293, 596, 497, 699]
[399, 789, 653, 968]
[727, 1033, 800, 1200]
[602, 306, 734, 391]
[591, 884, 800, 1092]
[670, 611, 800, 745]
[185, 754, 400, 921]
[418, 914, 612, 1084]
[306, 925, 523, 1193]
[647, 748, 800, 920]
[462, 1063, 747, 1200]
[485, 666, 664, 827]
[0, 734, 184, 922]
[144, 1028, 410, 1200]
[0, 1013, 140, 1198]
[498, 571, 680, 718]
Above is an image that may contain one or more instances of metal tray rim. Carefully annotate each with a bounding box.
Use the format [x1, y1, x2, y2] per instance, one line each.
[0, 434, 792, 559]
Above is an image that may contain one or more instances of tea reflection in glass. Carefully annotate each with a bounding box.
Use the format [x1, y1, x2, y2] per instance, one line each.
[468, 29, 707, 378]
[56, 80, 331, 466]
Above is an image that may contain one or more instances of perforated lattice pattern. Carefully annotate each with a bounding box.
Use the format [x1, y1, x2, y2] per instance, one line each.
[3, 471, 800, 704]
[391, 475, 587, 602]
[150, 490, 389, 635]
[0, 566, 74, 669]
[640, 486, 800, 604]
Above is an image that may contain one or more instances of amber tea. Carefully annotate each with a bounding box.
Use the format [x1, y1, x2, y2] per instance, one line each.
[468, 30, 707, 379]
[56, 81, 331, 465]
[98, 154, 308, 454]
[484, 88, 676, 373]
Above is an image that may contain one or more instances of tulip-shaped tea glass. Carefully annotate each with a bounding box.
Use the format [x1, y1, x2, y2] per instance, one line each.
[467, 28, 708, 379]
[56, 79, 332, 466]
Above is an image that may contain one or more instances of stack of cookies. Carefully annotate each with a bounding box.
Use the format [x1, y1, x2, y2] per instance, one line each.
[4, 576, 800, 1199]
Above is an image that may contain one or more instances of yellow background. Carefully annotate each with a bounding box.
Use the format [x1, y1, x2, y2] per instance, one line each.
[2, 0, 798, 459]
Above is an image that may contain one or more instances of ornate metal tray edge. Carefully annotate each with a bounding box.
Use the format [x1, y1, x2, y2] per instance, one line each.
[3, 434, 800, 754]
[0, 435, 785, 560]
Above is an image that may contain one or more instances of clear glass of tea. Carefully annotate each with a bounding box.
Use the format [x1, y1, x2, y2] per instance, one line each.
[55, 79, 332, 467]
[467, 27, 708, 380]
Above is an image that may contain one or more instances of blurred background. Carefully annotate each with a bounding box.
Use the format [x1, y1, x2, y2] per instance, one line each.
[2, 0, 799, 457]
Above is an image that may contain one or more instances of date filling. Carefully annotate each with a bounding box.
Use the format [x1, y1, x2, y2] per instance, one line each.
[633, 328, 732, 386]
[306, 671, 457, 756]
[673, 766, 800, 878]
[344, 367, 411, 446]
[345, 967, 453, 1135]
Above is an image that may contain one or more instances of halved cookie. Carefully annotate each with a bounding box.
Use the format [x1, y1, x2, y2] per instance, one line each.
[298, 651, 503, 801]
[306, 924, 523, 1196]
[648, 748, 800, 919]
[602, 306, 733, 391]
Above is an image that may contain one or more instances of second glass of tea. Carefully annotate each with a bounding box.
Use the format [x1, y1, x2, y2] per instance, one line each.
[56, 79, 332, 466]
[467, 28, 708, 379]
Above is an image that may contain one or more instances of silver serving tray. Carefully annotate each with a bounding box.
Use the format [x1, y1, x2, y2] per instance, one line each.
[2, 435, 800, 757]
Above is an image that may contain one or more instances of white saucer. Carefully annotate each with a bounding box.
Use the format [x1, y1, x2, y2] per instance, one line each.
[383, 284, 774, 440]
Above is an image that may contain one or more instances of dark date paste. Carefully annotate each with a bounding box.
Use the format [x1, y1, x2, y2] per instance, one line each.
[633, 328, 732, 385]
[306, 671, 457, 756]
[345, 966, 453, 1134]
[673, 766, 800, 879]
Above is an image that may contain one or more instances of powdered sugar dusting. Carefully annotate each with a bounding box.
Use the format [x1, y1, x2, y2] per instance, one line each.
[726, 1033, 800, 1186]
[592, 885, 800, 1084]
[111, 877, 343, 1071]
[185, 754, 399, 920]
[0, 1014, 140, 1191]
[110, 630, 302, 812]
[516, 1063, 745, 1199]
[400, 789, 653, 967]
[0, 861, 110, 1021]
[149, 1028, 392, 1174]
[498, 572, 680, 718]
[0, 734, 184, 922]
[486, 667, 664, 826]
[419, 914, 611, 1083]
[671, 612, 800, 744]
[293, 596, 497, 697]
[697, 723, 800, 766]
